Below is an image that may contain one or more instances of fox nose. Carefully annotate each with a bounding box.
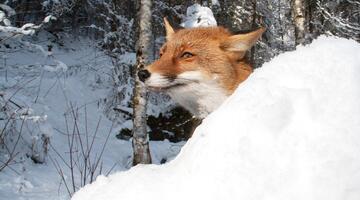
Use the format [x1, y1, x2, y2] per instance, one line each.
[138, 69, 151, 82]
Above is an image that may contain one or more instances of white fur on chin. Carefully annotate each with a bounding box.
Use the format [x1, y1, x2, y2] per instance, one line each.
[146, 71, 228, 118]
[145, 73, 170, 88]
[169, 71, 228, 118]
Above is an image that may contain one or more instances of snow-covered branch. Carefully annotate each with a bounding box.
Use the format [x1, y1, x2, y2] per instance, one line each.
[316, 1, 360, 32]
[0, 4, 56, 42]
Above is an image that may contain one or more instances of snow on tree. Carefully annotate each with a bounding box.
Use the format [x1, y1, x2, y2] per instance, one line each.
[181, 4, 217, 28]
[310, 0, 360, 42]
[0, 3, 56, 41]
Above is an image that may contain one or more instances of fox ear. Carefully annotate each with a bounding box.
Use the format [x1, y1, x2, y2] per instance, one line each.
[221, 28, 265, 52]
[164, 17, 175, 41]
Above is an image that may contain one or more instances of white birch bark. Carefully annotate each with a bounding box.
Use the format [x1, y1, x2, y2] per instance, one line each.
[132, 0, 152, 165]
[292, 0, 306, 45]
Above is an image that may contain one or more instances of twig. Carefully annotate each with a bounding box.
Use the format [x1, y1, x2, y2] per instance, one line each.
[48, 155, 72, 198]
[91, 122, 113, 182]
[113, 107, 133, 117]
[0, 115, 25, 172]
[34, 70, 44, 103]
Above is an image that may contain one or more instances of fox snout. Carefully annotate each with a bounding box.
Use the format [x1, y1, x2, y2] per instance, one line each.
[139, 67, 201, 91]
[138, 68, 182, 90]
[138, 69, 151, 82]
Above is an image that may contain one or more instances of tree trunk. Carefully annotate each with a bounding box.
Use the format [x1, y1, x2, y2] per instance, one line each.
[292, 0, 306, 45]
[132, 0, 152, 166]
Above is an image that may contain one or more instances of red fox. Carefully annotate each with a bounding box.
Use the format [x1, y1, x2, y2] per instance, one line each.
[138, 18, 265, 119]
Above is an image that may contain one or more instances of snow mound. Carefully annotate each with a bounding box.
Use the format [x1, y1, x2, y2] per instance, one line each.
[73, 36, 360, 200]
[181, 4, 217, 28]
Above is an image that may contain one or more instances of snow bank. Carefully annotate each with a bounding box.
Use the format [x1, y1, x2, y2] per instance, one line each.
[73, 36, 360, 200]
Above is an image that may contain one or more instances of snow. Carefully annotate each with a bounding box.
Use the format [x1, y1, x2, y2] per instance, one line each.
[118, 52, 136, 65]
[0, 4, 16, 16]
[44, 60, 68, 72]
[211, 0, 220, 6]
[0, 11, 5, 22]
[181, 4, 217, 28]
[43, 15, 56, 23]
[72, 36, 360, 200]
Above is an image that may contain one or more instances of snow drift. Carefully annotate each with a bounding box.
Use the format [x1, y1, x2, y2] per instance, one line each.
[73, 36, 360, 200]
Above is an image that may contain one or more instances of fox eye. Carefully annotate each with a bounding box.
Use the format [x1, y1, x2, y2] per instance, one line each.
[181, 52, 194, 59]
[159, 52, 163, 57]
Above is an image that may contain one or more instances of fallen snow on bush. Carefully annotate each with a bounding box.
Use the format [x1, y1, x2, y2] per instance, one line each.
[181, 4, 217, 28]
[73, 36, 360, 200]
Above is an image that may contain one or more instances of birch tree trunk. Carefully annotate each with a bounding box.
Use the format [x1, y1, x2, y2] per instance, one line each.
[132, 0, 152, 166]
[292, 0, 306, 45]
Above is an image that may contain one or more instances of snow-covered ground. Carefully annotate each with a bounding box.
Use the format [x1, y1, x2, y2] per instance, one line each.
[0, 35, 183, 200]
[73, 36, 360, 200]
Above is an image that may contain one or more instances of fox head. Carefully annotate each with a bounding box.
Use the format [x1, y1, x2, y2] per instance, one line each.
[138, 18, 265, 118]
